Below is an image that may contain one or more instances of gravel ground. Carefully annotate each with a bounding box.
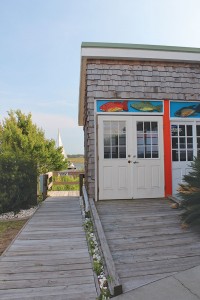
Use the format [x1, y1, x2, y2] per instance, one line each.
[0, 206, 38, 221]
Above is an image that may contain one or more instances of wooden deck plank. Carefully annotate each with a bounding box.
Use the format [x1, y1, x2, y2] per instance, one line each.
[96, 198, 200, 293]
[0, 196, 97, 299]
[0, 283, 96, 299]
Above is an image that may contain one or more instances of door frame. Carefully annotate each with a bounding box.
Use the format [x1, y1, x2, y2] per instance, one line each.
[97, 114, 165, 200]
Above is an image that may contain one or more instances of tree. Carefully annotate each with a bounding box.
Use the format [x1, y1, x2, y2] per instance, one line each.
[178, 156, 200, 226]
[0, 152, 37, 213]
[0, 110, 68, 174]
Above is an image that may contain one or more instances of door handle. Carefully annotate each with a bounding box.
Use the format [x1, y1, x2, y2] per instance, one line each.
[133, 161, 139, 164]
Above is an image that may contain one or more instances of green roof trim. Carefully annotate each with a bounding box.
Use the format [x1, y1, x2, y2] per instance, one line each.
[81, 42, 200, 54]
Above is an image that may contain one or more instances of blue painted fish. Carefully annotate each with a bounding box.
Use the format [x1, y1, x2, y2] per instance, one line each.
[175, 104, 200, 117]
[131, 101, 162, 112]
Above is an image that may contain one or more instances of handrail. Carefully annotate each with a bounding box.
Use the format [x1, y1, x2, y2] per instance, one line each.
[82, 185, 89, 213]
[40, 171, 85, 200]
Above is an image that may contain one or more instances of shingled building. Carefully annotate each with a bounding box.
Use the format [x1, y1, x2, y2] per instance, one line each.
[78, 42, 200, 201]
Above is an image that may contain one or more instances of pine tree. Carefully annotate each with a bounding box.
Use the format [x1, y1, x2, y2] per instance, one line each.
[178, 156, 200, 226]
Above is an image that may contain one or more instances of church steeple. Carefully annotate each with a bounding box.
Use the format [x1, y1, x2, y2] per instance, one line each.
[57, 129, 67, 158]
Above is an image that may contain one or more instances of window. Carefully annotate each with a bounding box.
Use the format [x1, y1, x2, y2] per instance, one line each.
[197, 125, 200, 156]
[137, 121, 159, 159]
[171, 124, 193, 161]
[103, 121, 126, 159]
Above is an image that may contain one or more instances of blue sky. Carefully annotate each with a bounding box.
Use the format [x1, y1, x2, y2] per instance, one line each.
[1, 0, 200, 154]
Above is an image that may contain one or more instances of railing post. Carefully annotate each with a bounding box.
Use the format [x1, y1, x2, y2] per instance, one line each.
[43, 174, 48, 200]
[39, 174, 48, 201]
[79, 173, 85, 196]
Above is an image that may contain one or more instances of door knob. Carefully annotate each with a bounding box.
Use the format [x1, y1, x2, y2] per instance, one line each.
[133, 161, 139, 164]
[128, 160, 132, 163]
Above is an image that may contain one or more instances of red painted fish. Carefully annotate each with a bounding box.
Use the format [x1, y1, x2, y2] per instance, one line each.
[100, 101, 128, 112]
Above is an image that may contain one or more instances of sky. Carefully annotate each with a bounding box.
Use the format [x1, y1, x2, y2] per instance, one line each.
[1, 0, 200, 154]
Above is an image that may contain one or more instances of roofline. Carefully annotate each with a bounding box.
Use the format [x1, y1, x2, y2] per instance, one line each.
[81, 42, 200, 54]
[78, 42, 200, 126]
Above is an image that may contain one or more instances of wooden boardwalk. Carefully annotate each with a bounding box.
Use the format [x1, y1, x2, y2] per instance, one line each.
[96, 198, 200, 293]
[0, 196, 97, 300]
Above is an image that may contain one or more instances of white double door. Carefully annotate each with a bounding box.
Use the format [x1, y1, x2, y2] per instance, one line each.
[98, 115, 164, 200]
[171, 121, 200, 195]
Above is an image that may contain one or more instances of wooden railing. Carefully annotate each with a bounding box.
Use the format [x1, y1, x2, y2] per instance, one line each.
[40, 171, 85, 200]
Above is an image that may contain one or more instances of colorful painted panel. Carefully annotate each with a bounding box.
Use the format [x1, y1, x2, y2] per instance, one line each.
[170, 101, 200, 118]
[96, 100, 163, 114]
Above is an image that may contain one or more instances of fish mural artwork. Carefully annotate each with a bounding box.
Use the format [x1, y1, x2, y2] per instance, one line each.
[174, 104, 200, 117]
[130, 101, 163, 112]
[99, 101, 128, 112]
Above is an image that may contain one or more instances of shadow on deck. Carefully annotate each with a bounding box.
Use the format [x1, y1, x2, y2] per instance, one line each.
[95, 198, 200, 294]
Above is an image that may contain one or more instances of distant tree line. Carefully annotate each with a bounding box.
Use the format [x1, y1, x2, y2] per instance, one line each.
[0, 110, 68, 213]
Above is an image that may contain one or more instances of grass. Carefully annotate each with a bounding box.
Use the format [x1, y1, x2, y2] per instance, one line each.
[52, 175, 79, 191]
[0, 219, 27, 255]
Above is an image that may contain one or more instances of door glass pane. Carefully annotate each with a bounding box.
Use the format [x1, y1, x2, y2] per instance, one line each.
[137, 122, 143, 132]
[104, 121, 110, 134]
[197, 125, 200, 136]
[179, 137, 186, 149]
[171, 125, 178, 136]
[187, 151, 193, 161]
[104, 121, 126, 159]
[180, 150, 186, 161]
[172, 137, 178, 148]
[197, 125, 200, 155]
[111, 122, 118, 134]
[152, 136, 158, 145]
[152, 145, 159, 158]
[104, 147, 111, 158]
[144, 122, 150, 133]
[112, 135, 118, 146]
[172, 150, 179, 161]
[119, 135, 126, 145]
[119, 122, 126, 134]
[197, 137, 200, 149]
[145, 146, 151, 158]
[104, 135, 111, 146]
[187, 138, 193, 149]
[187, 125, 192, 136]
[145, 137, 151, 145]
[112, 147, 118, 158]
[179, 125, 185, 136]
[119, 146, 126, 158]
[137, 136, 144, 145]
[137, 146, 144, 158]
[151, 122, 158, 132]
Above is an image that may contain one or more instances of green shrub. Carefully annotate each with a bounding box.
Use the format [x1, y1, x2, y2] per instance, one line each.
[0, 153, 37, 213]
[179, 156, 200, 226]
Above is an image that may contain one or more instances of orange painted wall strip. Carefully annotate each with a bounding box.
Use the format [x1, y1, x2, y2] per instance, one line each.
[163, 99, 172, 196]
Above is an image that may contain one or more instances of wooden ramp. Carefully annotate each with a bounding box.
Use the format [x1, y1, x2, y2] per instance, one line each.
[96, 198, 200, 293]
[0, 196, 97, 300]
